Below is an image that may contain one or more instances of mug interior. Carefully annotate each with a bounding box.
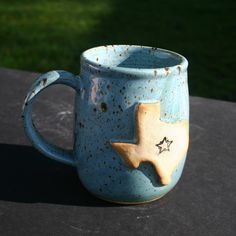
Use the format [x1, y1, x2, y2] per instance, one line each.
[82, 45, 184, 70]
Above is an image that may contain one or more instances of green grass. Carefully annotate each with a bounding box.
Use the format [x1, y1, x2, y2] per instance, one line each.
[0, 0, 235, 101]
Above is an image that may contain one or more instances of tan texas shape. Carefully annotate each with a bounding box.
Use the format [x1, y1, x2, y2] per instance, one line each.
[111, 102, 189, 185]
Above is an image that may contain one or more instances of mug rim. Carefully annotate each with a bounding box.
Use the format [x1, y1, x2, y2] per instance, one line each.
[81, 45, 188, 78]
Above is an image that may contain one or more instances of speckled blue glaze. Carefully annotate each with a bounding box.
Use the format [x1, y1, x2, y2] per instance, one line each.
[22, 45, 189, 204]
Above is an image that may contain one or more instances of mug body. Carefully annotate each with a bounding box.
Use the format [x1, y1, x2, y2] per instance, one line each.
[74, 45, 189, 204]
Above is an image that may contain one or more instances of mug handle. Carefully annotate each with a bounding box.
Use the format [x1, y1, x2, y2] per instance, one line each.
[22, 70, 79, 167]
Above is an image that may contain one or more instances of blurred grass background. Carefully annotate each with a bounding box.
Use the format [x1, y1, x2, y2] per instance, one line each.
[0, 0, 235, 101]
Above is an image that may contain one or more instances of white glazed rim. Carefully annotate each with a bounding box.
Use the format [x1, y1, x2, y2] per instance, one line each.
[81, 45, 188, 77]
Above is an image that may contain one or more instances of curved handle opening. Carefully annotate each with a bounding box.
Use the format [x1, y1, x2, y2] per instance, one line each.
[22, 70, 80, 167]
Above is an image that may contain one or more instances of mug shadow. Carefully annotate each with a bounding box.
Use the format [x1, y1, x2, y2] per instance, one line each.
[0, 143, 117, 207]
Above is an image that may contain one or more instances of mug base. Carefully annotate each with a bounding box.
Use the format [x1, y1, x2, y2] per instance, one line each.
[96, 193, 166, 205]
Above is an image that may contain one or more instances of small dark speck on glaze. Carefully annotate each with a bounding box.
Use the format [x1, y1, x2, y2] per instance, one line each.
[42, 78, 47, 86]
[119, 54, 122, 57]
[107, 84, 111, 89]
[96, 57, 99, 61]
[154, 70, 157, 76]
[177, 65, 181, 74]
[112, 157, 116, 160]
[93, 108, 97, 112]
[79, 122, 84, 128]
[118, 105, 123, 112]
[101, 102, 108, 112]
[99, 188, 103, 192]
[165, 67, 170, 76]
[151, 88, 154, 93]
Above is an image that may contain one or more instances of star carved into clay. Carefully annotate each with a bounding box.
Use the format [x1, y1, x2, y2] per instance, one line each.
[156, 137, 173, 154]
[111, 102, 189, 185]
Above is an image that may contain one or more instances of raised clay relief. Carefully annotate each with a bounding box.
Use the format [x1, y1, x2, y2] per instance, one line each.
[111, 102, 189, 185]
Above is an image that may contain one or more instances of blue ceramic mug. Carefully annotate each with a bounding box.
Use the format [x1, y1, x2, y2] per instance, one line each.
[22, 45, 189, 204]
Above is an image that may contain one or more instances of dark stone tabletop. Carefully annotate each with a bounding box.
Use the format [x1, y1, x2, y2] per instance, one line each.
[0, 67, 235, 236]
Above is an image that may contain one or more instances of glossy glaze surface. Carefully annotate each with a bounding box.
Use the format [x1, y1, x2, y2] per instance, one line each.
[75, 45, 189, 203]
[23, 45, 189, 203]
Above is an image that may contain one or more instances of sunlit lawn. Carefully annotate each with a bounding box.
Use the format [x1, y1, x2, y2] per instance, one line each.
[0, 0, 235, 101]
